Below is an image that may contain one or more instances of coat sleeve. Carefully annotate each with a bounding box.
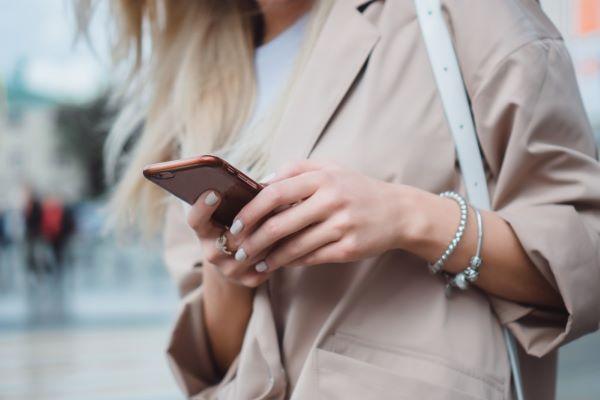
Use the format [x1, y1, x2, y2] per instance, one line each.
[162, 200, 236, 397]
[471, 38, 600, 358]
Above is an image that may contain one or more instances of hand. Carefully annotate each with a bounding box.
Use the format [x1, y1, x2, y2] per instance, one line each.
[229, 160, 415, 275]
[186, 190, 272, 288]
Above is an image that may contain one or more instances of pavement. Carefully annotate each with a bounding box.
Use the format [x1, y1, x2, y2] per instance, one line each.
[0, 325, 180, 400]
[0, 238, 183, 400]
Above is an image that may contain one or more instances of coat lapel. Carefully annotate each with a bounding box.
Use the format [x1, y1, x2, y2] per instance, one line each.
[268, 0, 380, 168]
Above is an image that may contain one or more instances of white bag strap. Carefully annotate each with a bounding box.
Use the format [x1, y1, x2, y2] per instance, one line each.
[414, 1, 525, 399]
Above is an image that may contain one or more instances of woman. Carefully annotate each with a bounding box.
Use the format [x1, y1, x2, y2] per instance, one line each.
[91, 0, 600, 398]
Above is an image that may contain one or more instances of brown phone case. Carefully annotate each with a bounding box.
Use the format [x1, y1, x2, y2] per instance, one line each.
[143, 155, 263, 228]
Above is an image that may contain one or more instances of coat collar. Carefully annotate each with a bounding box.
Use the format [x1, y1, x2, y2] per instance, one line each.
[267, 0, 380, 169]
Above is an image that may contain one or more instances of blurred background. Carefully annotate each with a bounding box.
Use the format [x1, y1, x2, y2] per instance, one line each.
[0, 1, 599, 399]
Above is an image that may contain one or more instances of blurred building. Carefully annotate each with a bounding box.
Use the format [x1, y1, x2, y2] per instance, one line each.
[542, 0, 600, 139]
[0, 62, 85, 210]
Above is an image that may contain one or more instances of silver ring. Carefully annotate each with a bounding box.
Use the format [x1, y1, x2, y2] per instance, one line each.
[215, 233, 233, 256]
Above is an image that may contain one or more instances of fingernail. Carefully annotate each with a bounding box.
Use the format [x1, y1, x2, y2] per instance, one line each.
[230, 219, 244, 235]
[261, 172, 276, 184]
[255, 261, 268, 273]
[204, 191, 218, 206]
[234, 248, 247, 262]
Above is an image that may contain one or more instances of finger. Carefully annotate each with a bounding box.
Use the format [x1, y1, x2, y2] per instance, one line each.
[202, 238, 233, 267]
[238, 269, 273, 288]
[234, 194, 329, 263]
[229, 172, 321, 237]
[187, 190, 221, 238]
[203, 226, 251, 270]
[269, 159, 330, 183]
[216, 247, 271, 281]
[286, 240, 351, 267]
[262, 220, 342, 272]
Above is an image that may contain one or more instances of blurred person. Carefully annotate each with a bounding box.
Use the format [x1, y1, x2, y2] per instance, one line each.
[0, 209, 7, 290]
[0, 209, 6, 249]
[23, 189, 43, 281]
[40, 196, 75, 276]
[0, 210, 5, 246]
[84, 0, 600, 399]
[37, 196, 75, 321]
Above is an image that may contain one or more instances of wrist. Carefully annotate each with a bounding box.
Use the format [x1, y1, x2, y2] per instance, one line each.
[394, 187, 476, 275]
[392, 184, 441, 253]
[203, 262, 254, 299]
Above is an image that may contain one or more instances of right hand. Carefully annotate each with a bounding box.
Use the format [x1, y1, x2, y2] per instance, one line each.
[186, 190, 273, 288]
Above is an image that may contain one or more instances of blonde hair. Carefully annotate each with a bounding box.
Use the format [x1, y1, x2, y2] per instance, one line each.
[78, 0, 332, 234]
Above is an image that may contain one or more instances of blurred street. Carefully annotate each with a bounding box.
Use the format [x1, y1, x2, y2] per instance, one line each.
[0, 206, 182, 399]
[0, 327, 179, 400]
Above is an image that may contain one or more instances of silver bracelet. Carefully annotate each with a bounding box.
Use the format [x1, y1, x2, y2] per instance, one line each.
[427, 191, 468, 274]
[445, 206, 484, 296]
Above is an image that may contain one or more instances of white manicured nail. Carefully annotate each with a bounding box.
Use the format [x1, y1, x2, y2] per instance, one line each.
[261, 172, 276, 184]
[234, 248, 247, 262]
[230, 219, 244, 235]
[255, 261, 268, 273]
[204, 191, 218, 206]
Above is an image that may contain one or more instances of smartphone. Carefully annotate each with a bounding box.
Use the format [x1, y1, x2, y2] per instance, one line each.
[143, 155, 264, 228]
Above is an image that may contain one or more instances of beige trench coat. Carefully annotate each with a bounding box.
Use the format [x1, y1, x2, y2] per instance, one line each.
[162, 1, 600, 399]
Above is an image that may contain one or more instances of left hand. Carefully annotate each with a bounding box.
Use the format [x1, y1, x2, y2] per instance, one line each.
[227, 160, 416, 286]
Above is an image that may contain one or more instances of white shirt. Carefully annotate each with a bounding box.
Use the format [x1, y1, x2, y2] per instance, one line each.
[245, 14, 310, 129]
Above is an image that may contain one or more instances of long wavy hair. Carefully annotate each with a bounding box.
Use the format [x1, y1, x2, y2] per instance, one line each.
[77, 0, 332, 233]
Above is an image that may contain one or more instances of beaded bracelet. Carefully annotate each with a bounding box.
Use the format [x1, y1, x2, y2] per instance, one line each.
[427, 191, 468, 274]
[444, 207, 484, 296]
